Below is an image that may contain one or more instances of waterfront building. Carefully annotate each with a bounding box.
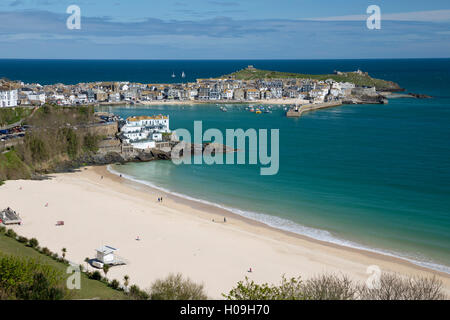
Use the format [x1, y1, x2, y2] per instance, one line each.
[0, 89, 18, 107]
[120, 115, 170, 150]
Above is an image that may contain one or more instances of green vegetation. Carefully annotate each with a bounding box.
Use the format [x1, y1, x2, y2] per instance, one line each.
[224, 273, 447, 300]
[0, 150, 32, 181]
[148, 273, 208, 300]
[0, 254, 69, 300]
[220, 68, 402, 91]
[0, 230, 127, 300]
[0, 104, 102, 181]
[0, 107, 34, 127]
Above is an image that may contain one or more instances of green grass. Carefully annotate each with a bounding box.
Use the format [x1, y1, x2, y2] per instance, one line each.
[0, 107, 34, 126]
[219, 68, 402, 91]
[0, 150, 32, 181]
[0, 232, 127, 299]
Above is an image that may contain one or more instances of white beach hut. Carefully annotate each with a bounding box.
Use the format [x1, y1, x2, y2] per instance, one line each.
[96, 245, 117, 264]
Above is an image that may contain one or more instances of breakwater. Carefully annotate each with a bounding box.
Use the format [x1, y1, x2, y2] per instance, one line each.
[286, 101, 342, 117]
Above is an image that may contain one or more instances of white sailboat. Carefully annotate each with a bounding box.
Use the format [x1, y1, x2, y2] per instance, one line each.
[171, 72, 176, 78]
[181, 71, 185, 78]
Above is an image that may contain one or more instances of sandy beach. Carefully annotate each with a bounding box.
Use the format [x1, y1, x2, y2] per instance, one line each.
[1, 166, 449, 298]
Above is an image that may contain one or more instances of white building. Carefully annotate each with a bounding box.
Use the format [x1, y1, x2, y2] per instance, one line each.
[96, 245, 117, 264]
[121, 115, 170, 150]
[0, 89, 18, 107]
[26, 92, 46, 105]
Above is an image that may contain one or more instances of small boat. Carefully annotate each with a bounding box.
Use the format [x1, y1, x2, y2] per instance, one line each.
[171, 72, 176, 78]
[249, 107, 255, 112]
[255, 109, 262, 114]
[220, 106, 227, 112]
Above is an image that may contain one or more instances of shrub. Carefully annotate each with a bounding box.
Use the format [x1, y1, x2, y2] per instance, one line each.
[110, 279, 120, 290]
[41, 247, 51, 256]
[225, 272, 447, 300]
[129, 285, 149, 300]
[83, 134, 99, 152]
[15, 272, 66, 300]
[0, 226, 6, 234]
[28, 238, 39, 248]
[0, 254, 67, 299]
[224, 275, 303, 300]
[5, 229, 17, 239]
[149, 273, 208, 300]
[18, 236, 28, 244]
[301, 274, 357, 300]
[90, 271, 102, 281]
[357, 273, 446, 300]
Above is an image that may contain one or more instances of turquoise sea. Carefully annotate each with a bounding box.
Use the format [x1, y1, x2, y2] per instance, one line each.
[2, 59, 449, 273]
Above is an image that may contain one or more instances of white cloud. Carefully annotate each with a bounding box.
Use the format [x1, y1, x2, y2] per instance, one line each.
[308, 10, 450, 23]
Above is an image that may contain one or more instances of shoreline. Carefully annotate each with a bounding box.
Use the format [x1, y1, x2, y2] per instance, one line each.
[107, 164, 450, 277]
[98, 98, 309, 107]
[1, 166, 449, 298]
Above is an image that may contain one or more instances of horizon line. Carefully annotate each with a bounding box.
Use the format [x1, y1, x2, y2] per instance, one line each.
[1, 57, 450, 61]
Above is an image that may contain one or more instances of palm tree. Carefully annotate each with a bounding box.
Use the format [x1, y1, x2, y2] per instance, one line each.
[124, 275, 130, 291]
[102, 264, 110, 278]
[62, 248, 67, 259]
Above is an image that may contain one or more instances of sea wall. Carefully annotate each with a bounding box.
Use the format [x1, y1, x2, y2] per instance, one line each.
[286, 101, 342, 117]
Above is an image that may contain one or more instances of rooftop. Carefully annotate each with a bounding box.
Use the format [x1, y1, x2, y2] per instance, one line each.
[127, 115, 169, 122]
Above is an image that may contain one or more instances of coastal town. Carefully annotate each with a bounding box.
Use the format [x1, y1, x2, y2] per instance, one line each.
[1, 66, 389, 108]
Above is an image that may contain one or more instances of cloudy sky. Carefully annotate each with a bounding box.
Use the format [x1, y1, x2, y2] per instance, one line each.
[1, 0, 449, 59]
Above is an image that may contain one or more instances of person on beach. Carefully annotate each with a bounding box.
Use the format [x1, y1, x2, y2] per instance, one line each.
[224, 217, 227, 223]
[248, 267, 252, 273]
[45, 203, 48, 207]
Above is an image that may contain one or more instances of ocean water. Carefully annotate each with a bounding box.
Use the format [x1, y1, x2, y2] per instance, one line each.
[2, 59, 449, 273]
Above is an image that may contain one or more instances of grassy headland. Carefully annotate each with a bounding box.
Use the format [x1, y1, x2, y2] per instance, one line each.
[219, 68, 402, 91]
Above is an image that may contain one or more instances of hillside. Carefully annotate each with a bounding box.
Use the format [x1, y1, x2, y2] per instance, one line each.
[219, 68, 403, 91]
[0, 232, 127, 299]
[0, 105, 103, 183]
[0, 107, 34, 127]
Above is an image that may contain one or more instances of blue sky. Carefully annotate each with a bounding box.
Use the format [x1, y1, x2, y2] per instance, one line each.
[1, 0, 449, 59]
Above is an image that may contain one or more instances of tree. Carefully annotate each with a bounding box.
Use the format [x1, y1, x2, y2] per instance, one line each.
[224, 275, 304, 300]
[357, 273, 446, 300]
[301, 274, 356, 300]
[5, 229, 17, 239]
[28, 238, 39, 248]
[90, 271, 102, 281]
[110, 279, 120, 290]
[129, 284, 149, 300]
[123, 275, 130, 291]
[148, 273, 208, 300]
[15, 272, 66, 300]
[102, 264, 110, 278]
